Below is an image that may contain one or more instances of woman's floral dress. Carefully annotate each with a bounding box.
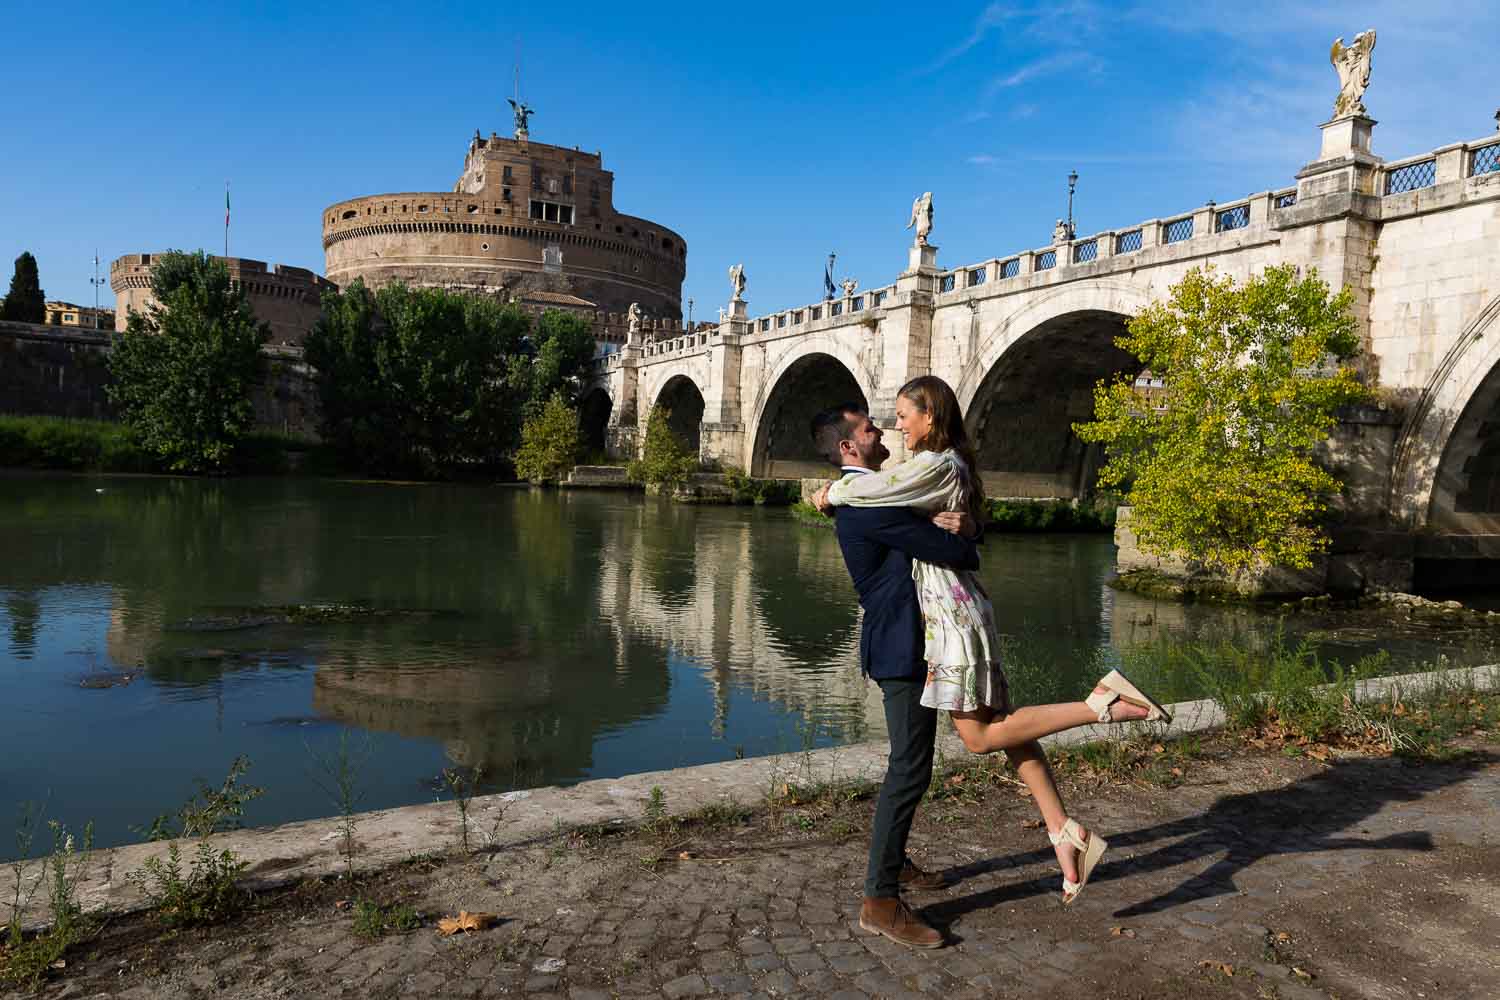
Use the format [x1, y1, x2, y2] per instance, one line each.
[827, 450, 1010, 714]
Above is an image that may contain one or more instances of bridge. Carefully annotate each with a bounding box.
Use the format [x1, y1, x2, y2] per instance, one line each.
[584, 111, 1500, 589]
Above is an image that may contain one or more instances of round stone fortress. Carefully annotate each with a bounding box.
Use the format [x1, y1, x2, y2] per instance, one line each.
[321, 130, 686, 319]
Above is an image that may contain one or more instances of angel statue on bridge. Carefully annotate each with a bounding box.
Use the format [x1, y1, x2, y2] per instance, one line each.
[728, 263, 747, 302]
[1330, 30, 1376, 120]
[907, 192, 934, 246]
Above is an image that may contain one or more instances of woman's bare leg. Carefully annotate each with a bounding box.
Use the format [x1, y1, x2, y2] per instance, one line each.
[948, 685, 1148, 755]
[1004, 739, 1090, 887]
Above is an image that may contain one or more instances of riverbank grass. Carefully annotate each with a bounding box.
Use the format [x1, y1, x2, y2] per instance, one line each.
[0, 414, 328, 475]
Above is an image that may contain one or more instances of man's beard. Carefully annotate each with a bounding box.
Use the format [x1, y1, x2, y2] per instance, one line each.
[855, 439, 889, 469]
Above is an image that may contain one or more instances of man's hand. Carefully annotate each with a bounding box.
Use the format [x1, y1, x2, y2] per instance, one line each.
[930, 511, 978, 539]
[811, 483, 834, 514]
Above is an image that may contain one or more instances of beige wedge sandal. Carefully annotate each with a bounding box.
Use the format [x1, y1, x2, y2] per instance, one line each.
[1049, 818, 1107, 904]
[1086, 669, 1173, 724]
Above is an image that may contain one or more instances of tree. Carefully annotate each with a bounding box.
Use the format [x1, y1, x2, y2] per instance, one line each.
[628, 405, 699, 492]
[305, 281, 530, 476]
[107, 251, 267, 473]
[1073, 264, 1370, 574]
[513, 393, 581, 484]
[511, 308, 597, 411]
[0, 252, 45, 323]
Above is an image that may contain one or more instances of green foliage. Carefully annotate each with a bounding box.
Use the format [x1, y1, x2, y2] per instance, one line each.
[352, 899, 420, 939]
[134, 754, 265, 840]
[307, 282, 592, 477]
[5, 802, 45, 948]
[1074, 264, 1370, 573]
[106, 251, 268, 473]
[2, 817, 95, 989]
[985, 498, 1117, 532]
[0, 252, 45, 323]
[306, 732, 373, 880]
[0, 416, 152, 472]
[127, 756, 262, 928]
[627, 405, 698, 491]
[722, 465, 800, 506]
[514, 308, 597, 408]
[513, 393, 581, 484]
[126, 840, 250, 930]
[439, 761, 485, 854]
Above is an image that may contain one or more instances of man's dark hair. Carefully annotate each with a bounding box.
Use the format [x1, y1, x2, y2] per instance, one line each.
[809, 403, 867, 468]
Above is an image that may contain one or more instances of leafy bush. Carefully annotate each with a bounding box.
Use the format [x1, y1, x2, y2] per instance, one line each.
[127, 841, 249, 930]
[722, 465, 799, 506]
[514, 393, 581, 484]
[0, 416, 153, 472]
[627, 405, 698, 491]
[985, 498, 1117, 532]
[1074, 264, 1370, 572]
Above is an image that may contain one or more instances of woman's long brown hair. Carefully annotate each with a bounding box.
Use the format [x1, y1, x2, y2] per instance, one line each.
[897, 375, 988, 524]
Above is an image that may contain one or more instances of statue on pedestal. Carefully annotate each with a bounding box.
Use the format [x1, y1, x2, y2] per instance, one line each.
[907, 192, 934, 246]
[1052, 219, 1072, 245]
[728, 263, 747, 302]
[507, 98, 535, 139]
[1330, 30, 1376, 119]
[841, 278, 859, 297]
[627, 302, 643, 346]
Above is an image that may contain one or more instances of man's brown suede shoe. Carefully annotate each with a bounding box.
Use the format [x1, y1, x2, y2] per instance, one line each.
[898, 856, 949, 890]
[858, 896, 944, 949]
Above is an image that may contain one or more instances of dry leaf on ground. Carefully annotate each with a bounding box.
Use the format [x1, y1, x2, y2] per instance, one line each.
[1109, 925, 1137, 938]
[437, 911, 499, 936]
[1198, 960, 1234, 976]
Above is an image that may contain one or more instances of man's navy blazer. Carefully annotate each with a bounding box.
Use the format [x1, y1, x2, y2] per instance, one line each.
[832, 505, 980, 681]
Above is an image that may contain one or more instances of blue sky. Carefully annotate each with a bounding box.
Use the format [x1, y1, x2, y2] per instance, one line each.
[4, 1, 1497, 319]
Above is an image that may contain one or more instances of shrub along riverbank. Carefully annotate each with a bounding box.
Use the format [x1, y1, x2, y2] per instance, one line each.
[0, 416, 330, 477]
[791, 496, 1117, 533]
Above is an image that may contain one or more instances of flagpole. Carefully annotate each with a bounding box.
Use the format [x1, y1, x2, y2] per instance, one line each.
[224, 180, 230, 259]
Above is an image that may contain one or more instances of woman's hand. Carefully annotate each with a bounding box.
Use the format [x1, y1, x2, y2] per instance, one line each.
[811, 484, 834, 513]
[931, 511, 978, 538]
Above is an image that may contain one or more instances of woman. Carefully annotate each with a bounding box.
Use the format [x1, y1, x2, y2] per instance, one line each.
[814, 375, 1171, 903]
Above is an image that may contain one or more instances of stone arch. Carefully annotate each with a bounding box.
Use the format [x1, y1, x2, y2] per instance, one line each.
[578, 386, 612, 456]
[1389, 294, 1500, 531]
[652, 374, 706, 455]
[748, 349, 872, 478]
[959, 282, 1154, 500]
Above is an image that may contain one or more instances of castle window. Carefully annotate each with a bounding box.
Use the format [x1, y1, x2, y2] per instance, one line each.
[530, 200, 573, 225]
[417, 204, 428, 212]
[615, 225, 623, 234]
[467, 204, 478, 214]
[662, 238, 673, 251]
[341, 210, 357, 220]
[502, 188, 511, 203]
[562, 175, 572, 195]
[503, 165, 514, 184]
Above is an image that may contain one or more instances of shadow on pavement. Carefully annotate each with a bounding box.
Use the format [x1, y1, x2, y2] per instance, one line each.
[923, 750, 1495, 926]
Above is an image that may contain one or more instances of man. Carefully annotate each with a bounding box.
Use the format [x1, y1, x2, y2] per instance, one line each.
[808, 403, 979, 950]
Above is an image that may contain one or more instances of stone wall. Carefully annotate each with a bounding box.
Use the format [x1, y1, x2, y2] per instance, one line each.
[0, 322, 318, 437]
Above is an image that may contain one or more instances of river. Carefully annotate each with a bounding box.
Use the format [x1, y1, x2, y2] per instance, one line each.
[2, 474, 1496, 852]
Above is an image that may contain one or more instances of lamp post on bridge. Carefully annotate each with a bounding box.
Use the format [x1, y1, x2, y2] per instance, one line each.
[1066, 170, 1078, 240]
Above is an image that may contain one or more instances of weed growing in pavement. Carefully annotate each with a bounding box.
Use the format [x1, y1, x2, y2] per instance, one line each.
[641, 786, 677, 838]
[439, 760, 486, 854]
[351, 899, 419, 939]
[1, 818, 95, 991]
[127, 757, 262, 929]
[306, 730, 373, 880]
[5, 801, 45, 948]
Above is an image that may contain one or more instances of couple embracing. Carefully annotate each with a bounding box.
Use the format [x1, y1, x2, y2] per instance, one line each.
[808, 375, 1172, 949]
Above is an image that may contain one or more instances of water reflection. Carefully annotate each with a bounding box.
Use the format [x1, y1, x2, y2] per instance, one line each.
[3, 474, 1499, 852]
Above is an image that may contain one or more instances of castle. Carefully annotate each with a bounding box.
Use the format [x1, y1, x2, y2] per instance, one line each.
[321, 126, 688, 328]
[109, 117, 693, 350]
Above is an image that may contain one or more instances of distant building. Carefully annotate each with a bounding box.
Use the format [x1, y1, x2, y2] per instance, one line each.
[321, 126, 687, 323]
[110, 254, 335, 346]
[43, 300, 114, 330]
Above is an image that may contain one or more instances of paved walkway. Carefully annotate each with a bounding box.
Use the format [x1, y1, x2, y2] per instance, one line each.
[15, 736, 1499, 999]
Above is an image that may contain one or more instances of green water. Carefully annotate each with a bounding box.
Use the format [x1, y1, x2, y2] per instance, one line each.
[2, 474, 1495, 853]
